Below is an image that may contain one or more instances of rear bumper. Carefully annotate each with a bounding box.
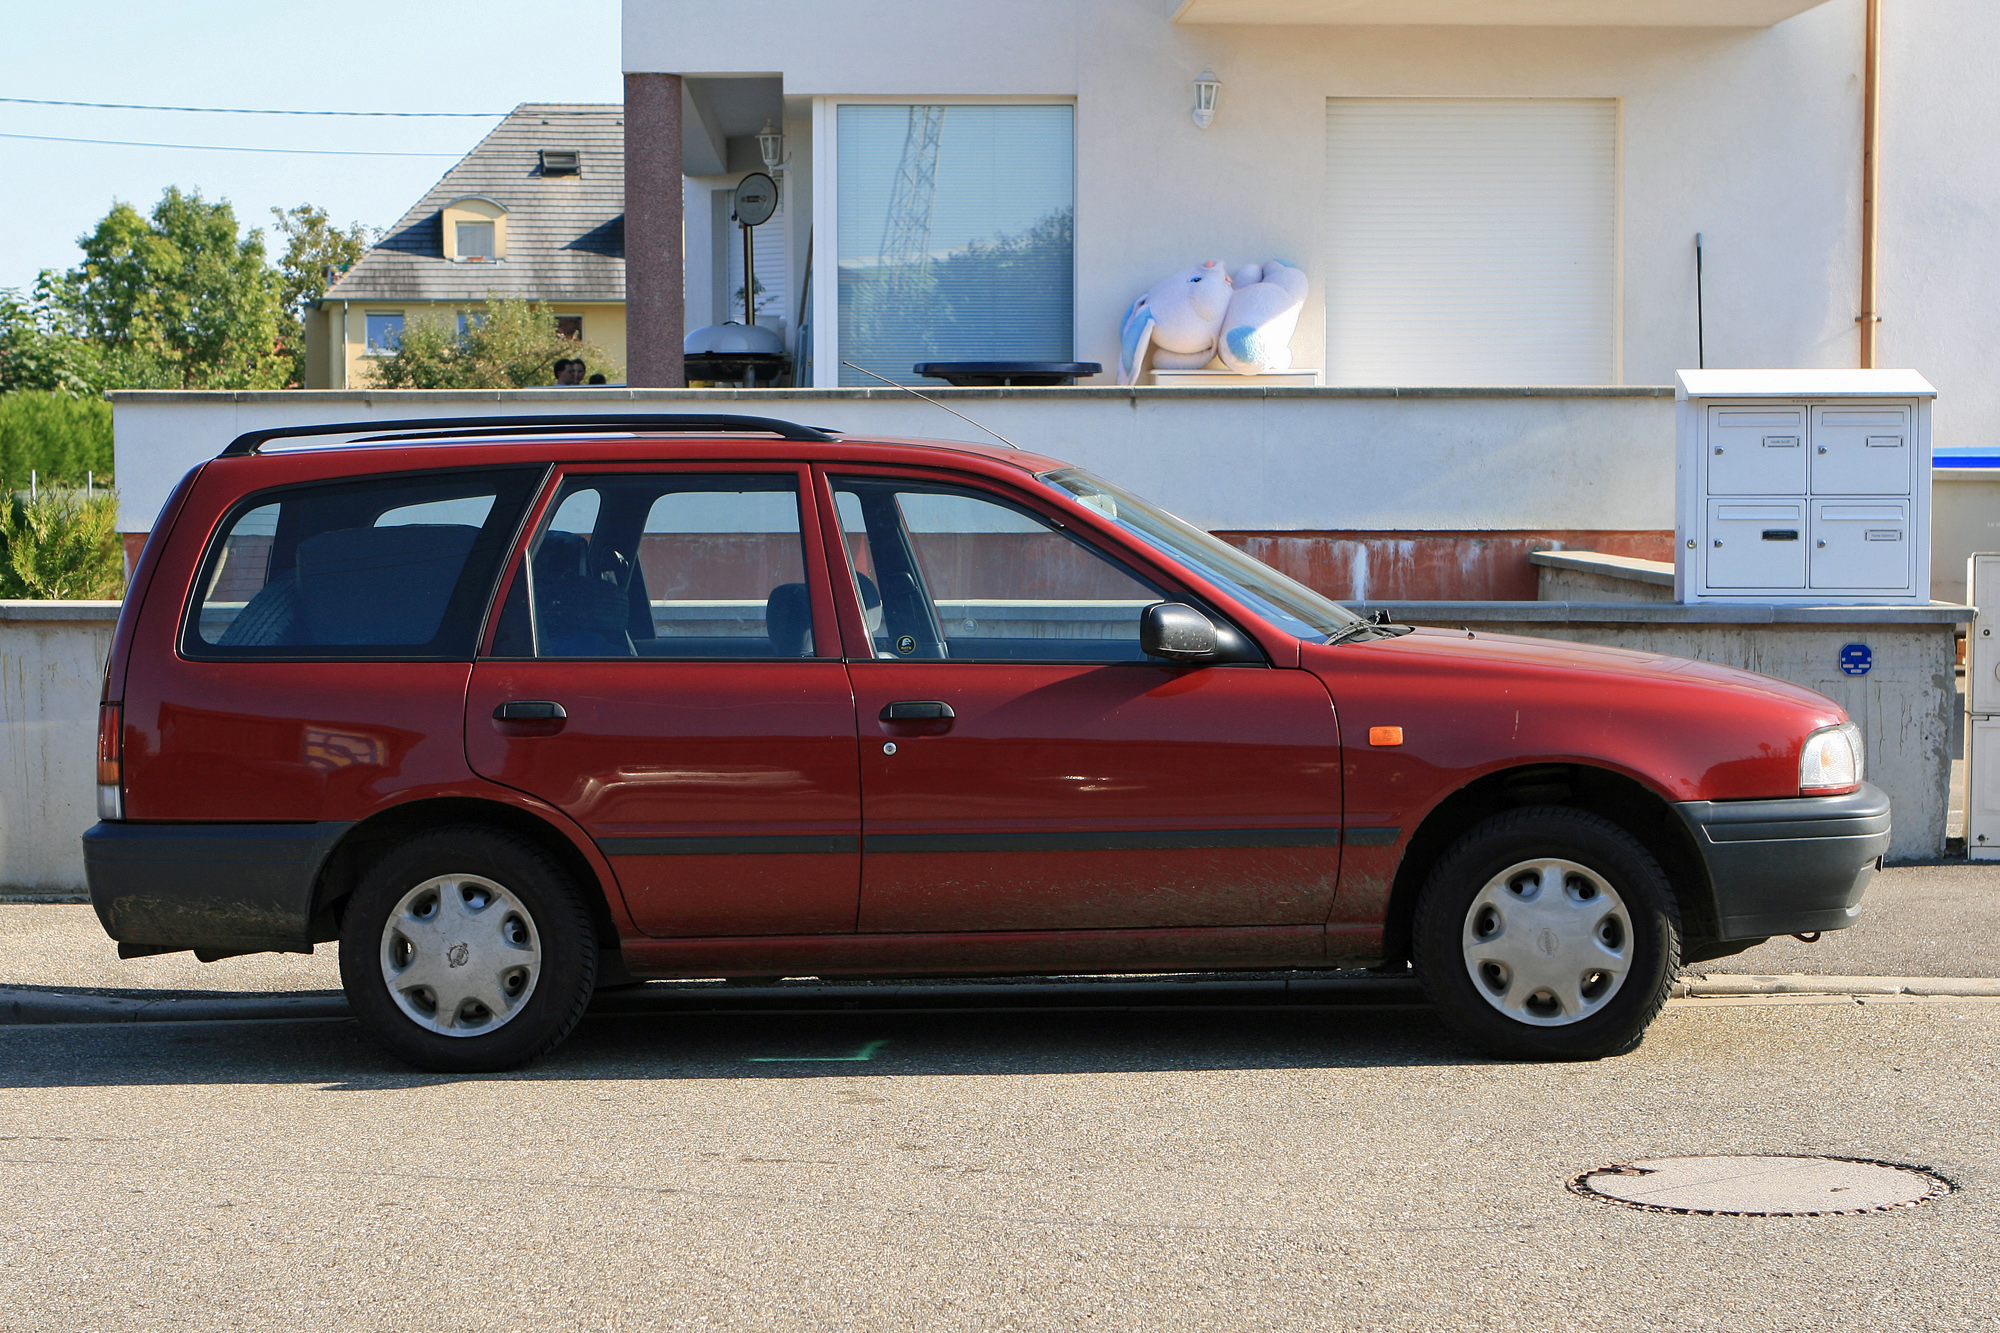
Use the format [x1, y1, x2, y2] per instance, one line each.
[84, 821, 353, 954]
[1673, 784, 1891, 940]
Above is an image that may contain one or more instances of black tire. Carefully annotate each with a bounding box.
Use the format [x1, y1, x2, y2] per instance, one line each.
[339, 825, 598, 1072]
[1412, 806, 1680, 1060]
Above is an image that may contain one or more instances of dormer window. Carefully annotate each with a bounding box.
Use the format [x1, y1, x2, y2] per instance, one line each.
[456, 222, 496, 260]
[540, 149, 581, 176]
[440, 196, 508, 262]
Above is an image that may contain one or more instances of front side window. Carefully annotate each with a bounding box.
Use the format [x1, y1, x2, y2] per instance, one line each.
[364, 312, 404, 354]
[832, 478, 1162, 663]
[836, 103, 1074, 386]
[1037, 468, 1360, 642]
[490, 474, 814, 659]
[187, 468, 540, 659]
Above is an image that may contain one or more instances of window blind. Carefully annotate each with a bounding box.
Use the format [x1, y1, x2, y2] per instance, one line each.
[723, 192, 790, 327]
[1324, 99, 1617, 386]
[837, 104, 1074, 386]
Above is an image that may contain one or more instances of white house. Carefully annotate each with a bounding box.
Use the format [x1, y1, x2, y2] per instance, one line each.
[615, 0, 2000, 599]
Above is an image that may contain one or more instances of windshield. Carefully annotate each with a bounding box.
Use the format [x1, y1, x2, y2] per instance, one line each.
[1036, 468, 1360, 642]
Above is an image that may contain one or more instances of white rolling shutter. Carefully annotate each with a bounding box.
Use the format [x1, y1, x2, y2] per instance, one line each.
[724, 192, 789, 327]
[1325, 99, 1617, 386]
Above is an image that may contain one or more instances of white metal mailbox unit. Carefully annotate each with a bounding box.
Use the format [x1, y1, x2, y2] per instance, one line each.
[1675, 370, 1937, 605]
[1966, 553, 2000, 858]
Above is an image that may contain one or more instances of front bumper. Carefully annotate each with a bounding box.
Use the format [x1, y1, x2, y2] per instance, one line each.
[84, 821, 353, 955]
[1673, 783, 1891, 940]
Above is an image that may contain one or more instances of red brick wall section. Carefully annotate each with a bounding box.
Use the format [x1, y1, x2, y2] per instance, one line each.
[624, 72, 686, 388]
[1213, 531, 1676, 602]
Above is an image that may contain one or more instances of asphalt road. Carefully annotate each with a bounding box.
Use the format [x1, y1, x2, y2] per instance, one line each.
[0, 996, 1995, 1330]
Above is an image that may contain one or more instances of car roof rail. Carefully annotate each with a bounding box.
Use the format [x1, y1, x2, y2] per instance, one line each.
[216, 413, 839, 458]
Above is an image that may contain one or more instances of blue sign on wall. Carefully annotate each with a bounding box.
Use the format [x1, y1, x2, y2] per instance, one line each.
[1839, 643, 1873, 676]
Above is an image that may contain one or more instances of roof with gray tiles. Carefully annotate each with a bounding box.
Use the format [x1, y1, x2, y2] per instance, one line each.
[323, 103, 624, 305]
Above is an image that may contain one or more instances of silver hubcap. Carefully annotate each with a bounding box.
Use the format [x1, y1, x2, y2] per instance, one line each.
[1461, 858, 1632, 1027]
[379, 874, 541, 1037]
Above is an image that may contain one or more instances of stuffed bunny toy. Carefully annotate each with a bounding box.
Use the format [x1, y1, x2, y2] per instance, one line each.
[1118, 261, 1234, 385]
[1218, 260, 1309, 376]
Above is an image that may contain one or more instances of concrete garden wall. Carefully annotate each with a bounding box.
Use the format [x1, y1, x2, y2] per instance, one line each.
[0, 603, 117, 898]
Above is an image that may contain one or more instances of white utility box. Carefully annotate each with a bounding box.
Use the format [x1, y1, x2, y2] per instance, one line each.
[1966, 553, 2000, 859]
[1675, 370, 1936, 604]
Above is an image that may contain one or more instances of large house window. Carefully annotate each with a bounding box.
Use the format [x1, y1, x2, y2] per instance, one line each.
[836, 103, 1074, 386]
[1324, 99, 1617, 386]
[364, 312, 404, 355]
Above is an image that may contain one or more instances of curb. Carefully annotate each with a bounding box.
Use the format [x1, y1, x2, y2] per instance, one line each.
[0, 988, 350, 1025]
[1675, 974, 2000, 999]
[6, 973, 1998, 1027]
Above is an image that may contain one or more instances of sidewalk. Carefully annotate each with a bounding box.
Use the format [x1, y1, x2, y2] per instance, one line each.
[4, 862, 1994, 1020]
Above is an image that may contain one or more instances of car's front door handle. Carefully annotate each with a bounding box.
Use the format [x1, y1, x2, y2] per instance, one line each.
[879, 700, 955, 721]
[494, 700, 568, 721]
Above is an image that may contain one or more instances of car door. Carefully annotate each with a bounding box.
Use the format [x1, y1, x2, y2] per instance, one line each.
[823, 469, 1343, 934]
[464, 465, 861, 938]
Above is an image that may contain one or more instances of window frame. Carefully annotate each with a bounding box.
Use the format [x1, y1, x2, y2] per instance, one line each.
[478, 462, 845, 664]
[809, 95, 1079, 389]
[363, 311, 405, 357]
[816, 465, 1264, 668]
[178, 464, 546, 664]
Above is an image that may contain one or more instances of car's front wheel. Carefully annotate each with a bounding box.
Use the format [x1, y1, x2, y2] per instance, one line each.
[338, 826, 597, 1072]
[1412, 806, 1680, 1060]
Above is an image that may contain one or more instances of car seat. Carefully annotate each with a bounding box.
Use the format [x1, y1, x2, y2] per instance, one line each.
[533, 531, 634, 656]
[766, 583, 813, 657]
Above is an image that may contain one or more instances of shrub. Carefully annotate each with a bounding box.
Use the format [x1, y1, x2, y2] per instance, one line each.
[0, 487, 123, 600]
[366, 295, 622, 389]
[0, 391, 114, 493]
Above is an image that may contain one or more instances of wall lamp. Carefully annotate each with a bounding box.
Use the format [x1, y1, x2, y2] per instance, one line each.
[1193, 68, 1221, 129]
[758, 120, 785, 173]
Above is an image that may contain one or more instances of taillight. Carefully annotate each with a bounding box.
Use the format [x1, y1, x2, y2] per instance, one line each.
[96, 702, 123, 821]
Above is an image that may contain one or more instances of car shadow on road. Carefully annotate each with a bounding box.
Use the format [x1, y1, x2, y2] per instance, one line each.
[0, 1002, 1524, 1092]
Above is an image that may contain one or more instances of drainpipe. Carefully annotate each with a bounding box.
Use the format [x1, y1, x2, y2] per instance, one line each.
[340, 301, 350, 388]
[1859, 0, 1882, 368]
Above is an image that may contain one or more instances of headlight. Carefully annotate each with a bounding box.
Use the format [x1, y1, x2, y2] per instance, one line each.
[1799, 722, 1864, 793]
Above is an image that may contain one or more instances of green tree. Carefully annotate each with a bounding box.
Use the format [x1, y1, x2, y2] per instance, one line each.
[367, 295, 623, 389]
[0, 487, 123, 600]
[65, 187, 287, 389]
[270, 203, 373, 386]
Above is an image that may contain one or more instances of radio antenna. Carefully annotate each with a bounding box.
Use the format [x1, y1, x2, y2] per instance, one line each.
[842, 361, 1019, 450]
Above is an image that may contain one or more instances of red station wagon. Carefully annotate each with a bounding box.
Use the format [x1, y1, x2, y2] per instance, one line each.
[85, 414, 1890, 1071]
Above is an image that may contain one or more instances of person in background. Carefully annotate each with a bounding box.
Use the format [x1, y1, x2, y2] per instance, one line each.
[553, 358, 585, 385]
[587, 373, 608, 385]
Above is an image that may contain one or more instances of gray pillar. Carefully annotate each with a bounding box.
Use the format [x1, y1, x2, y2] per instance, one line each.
[624, 72, 685, 388]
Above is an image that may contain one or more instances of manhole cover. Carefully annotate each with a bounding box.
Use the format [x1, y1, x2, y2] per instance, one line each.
[1569, 1155, 1950, 1216]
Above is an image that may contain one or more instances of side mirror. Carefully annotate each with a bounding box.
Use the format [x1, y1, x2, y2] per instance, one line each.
[1141, 601, 1218, 661]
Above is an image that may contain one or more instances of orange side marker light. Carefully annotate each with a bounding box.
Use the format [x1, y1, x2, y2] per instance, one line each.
[1368, 726, 1404, 747]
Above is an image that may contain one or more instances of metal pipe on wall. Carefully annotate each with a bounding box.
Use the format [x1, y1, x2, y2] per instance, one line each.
[1859, 0, 1883, 368]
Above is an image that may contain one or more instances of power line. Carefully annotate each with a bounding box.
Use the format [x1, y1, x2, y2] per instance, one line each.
[0, 131, 461, 157]
[0, 96, 505, 117]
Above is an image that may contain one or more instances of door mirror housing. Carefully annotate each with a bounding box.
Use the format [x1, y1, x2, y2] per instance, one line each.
[1141, 601, 1219, 660]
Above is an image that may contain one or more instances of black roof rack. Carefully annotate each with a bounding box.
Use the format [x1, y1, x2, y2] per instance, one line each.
[217, 413, 838, 458]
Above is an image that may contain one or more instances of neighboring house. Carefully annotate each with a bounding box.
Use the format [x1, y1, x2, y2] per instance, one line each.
[305, 103, 627, 387]
[615, 0, 2000, 598]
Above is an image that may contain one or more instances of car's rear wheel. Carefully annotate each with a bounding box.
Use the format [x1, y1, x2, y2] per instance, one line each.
[1413, 806, 1680, 1060]
[339, 826, 597, 1072]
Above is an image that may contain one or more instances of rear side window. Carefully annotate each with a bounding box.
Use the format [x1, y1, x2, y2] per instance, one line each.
[488, 473, 813, 660]
[184, 468, 541, 659]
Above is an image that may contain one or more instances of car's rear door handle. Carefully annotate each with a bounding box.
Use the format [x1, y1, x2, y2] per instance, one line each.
[879, 700, 954, 721]
[494, 700, 568, 721]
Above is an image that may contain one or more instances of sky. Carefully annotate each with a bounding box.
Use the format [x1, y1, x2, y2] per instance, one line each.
[0, 0, 624, 295]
